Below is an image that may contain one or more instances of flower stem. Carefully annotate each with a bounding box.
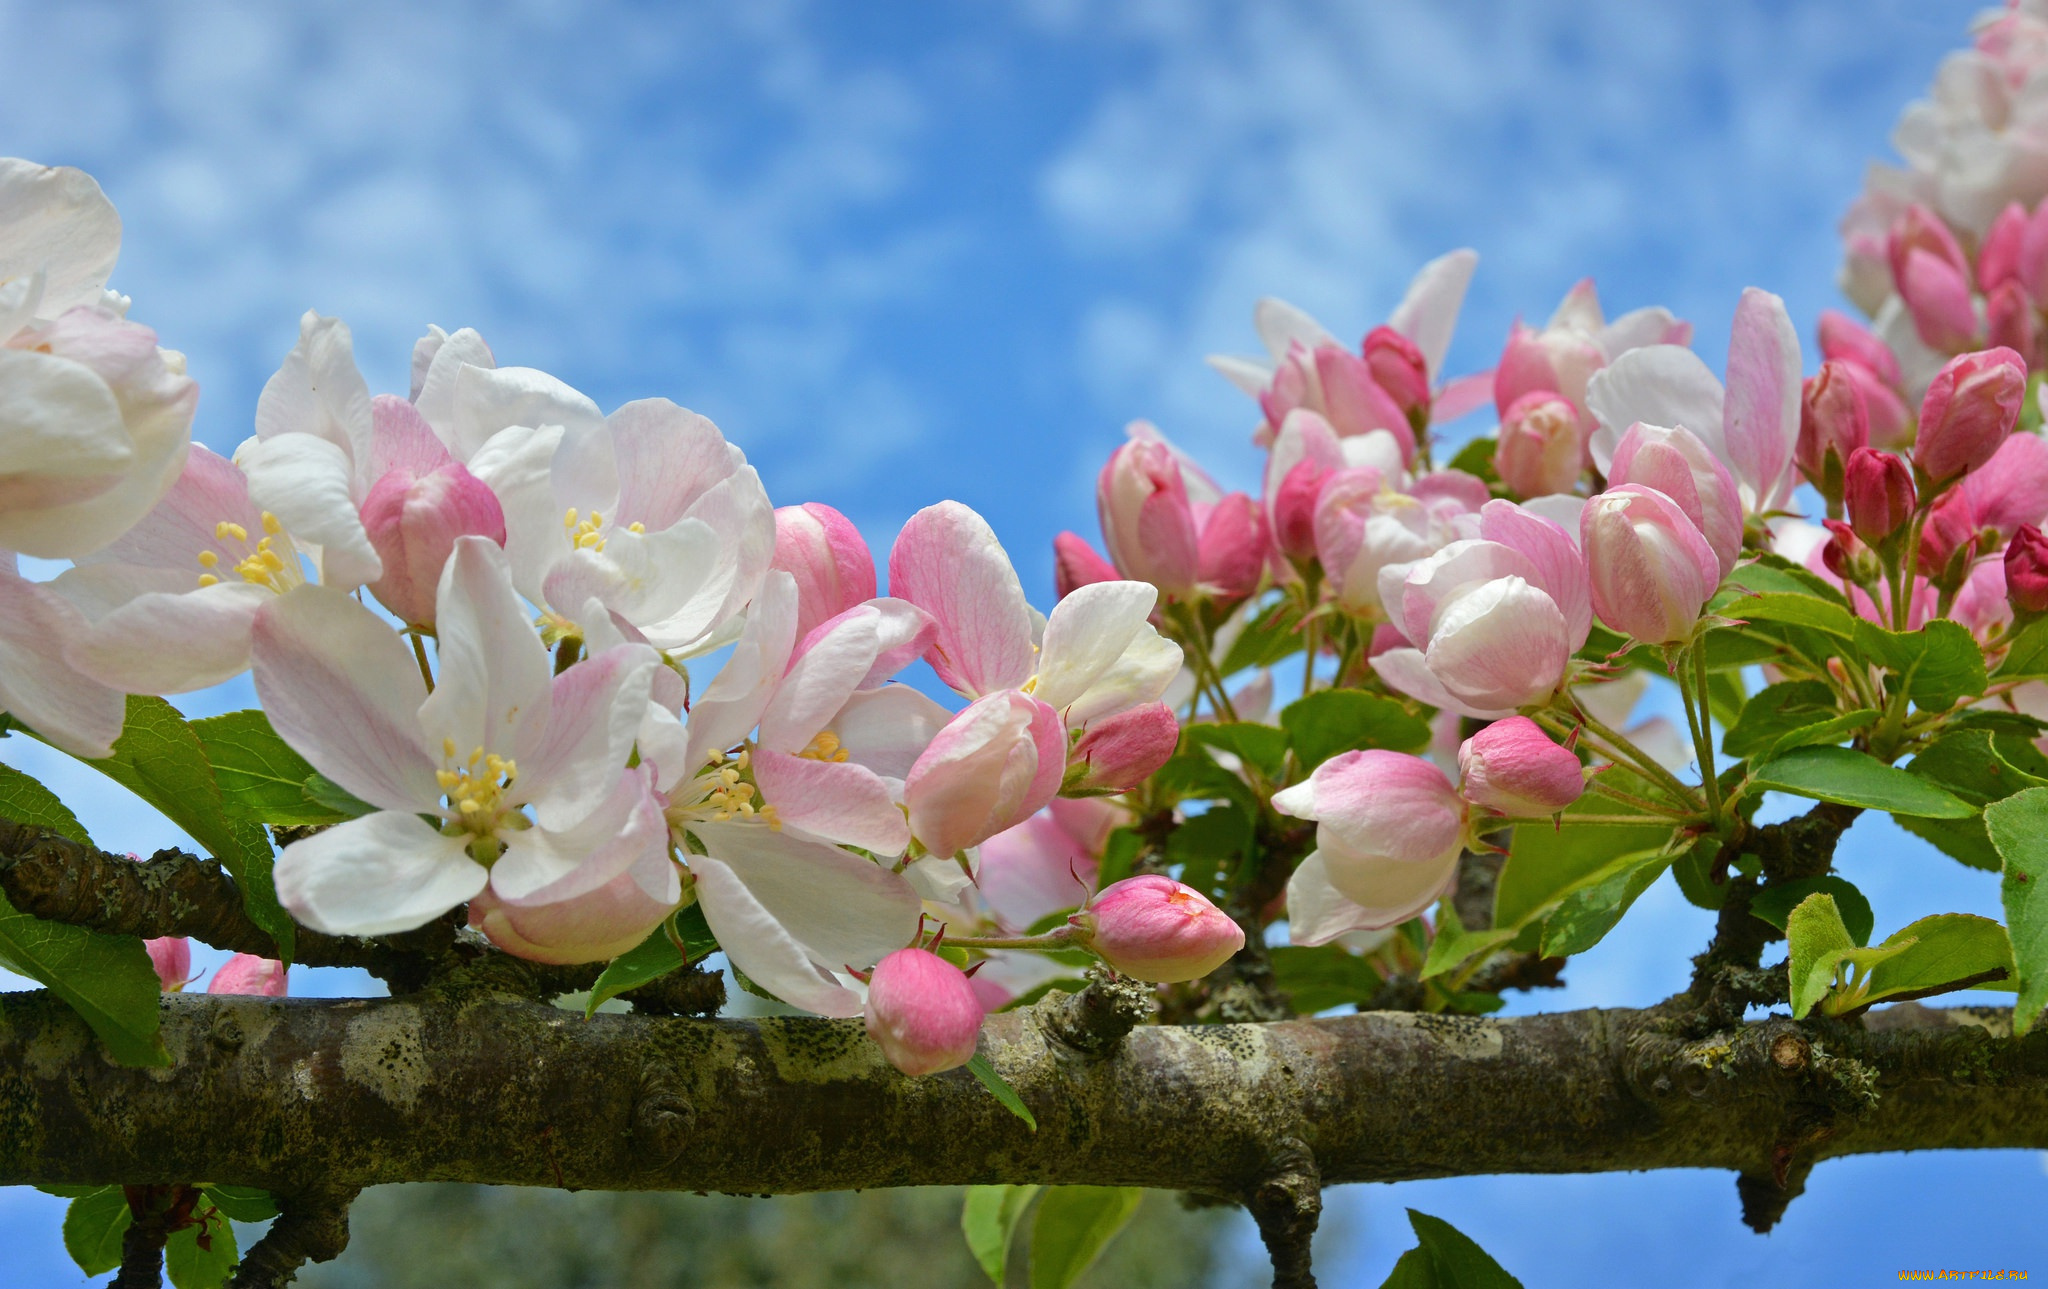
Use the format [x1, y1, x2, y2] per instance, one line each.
[409, 632, 436, 694]
[947, 926, 1083, 952]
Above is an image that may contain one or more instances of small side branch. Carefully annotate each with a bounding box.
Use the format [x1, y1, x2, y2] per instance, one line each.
[1247, 1138, 1321, 1289]
[228, 1186, 360, 1289]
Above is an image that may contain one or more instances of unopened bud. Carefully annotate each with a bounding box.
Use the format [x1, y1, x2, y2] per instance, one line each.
[1494, 391, 1585, 498]
[1914, 347, 2028, 483]
[1580, 485, 1721, 644]
[772, 502, 877, 642]
[1821, 519, 1879, 586]
[1363, 325, 1432, 425]
[864, 948, 985, 1076]
[1981, 202, 2030, 292]
[1797, 363, 1870, 502]
[1072, 875, 1245, 983]
[1052, 531, 1118, 601]
[145, 937, 191, 993]
[2007, 524, 2048, 615]
[362, 461, 507, 628]
[1457, 716, 1583, 816]
[207, 953, 288, 997]
[1844, 447, 1916, 546]
[1067, 703, 1179, 792]
[1988, 280, 2039, 364]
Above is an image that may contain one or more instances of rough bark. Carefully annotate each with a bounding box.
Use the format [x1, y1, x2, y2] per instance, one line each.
[2, 987, 2042, 1206]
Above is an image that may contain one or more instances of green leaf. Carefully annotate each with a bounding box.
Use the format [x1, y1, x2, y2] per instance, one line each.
[1182, 721, 1289, 777]
[1670, 835, 1728, 910]
[1760, 709, 1879, 760]
[1094, 827, 1141, 891]
[1444, 434, 1500, 484]
[1280, 689, 1431, 770]
[1151, 752, 1258, 817]
[1786, 893, 1858, 1019]
[303, 771, 377, 821]
[1987, 787, 2048, 1035]
[0, 761, 91, 844]
[1538, 847, 1673, 958]
[1852, 618, 1988, 714]
[36, 1184, 107, 1199]
[1895, 812, 2003, 872]
[1725, 592, 1857, 639]
[1748, 746, 1976, 819]
[1727, 555, 1852, 607]
[1995, 615, 2048, 680]
[1165, 806, 1253, 898]
[1217, 597, 1305, 677]
[1851, 914, 2014, 1008]
[1749, 876, 1875, 947]
[1909, 729, 2048, 807]
[63, 1188, 132, 1276]
[1420, 901, 1517, 981]
[0, 887, 167, 1066]
[200, 1185, 279, 1223]
[1492, 779, 1675, 930]
[73, 697, 294, 960]
[962, 1184, 1041, 1284]
[1029, 1186, 1143, 1289]
[1269, 944, 1385, 1012]
[167, 1212, 239, 1289]
[585, 905, 718, 1015]
[964, 1054, 1037, 1131]
[190, 709, 346, 826]
[1376, 1210, 1524, 1289]
[1721, 681, 1836, 757]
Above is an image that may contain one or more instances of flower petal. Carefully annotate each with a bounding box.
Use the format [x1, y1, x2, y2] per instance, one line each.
[0, 558, 124, 757]
[236, 432, 382, 587]
[275, 811, 487, 936]
[1388, 248, 1478, 381]
[1033, 581, 1156, 714]
[254, 312, 373, 483]
[753, 750, 913, 855]
[521, 643, 659, 830]
[1584, 345, 1726, 476]
[685, 570, 801, 771]
[688, 850, 865, 1017]
[887, 501, 1035, 697]
[826, 683, 953, 780]
[419, 537, 554, 772]
[0, 158, 120, 315]
[251, 584, 437, 813]
[1285, 851, 1387, 947]
[1721, 286, 1802, 511]
[447, 364, 604, 464]
[65, 581, 267, 694]
[490, 764, 670, 904]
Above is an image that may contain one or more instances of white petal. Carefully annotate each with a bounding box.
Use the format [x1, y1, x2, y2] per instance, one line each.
[521, 644, 659, 831]
[689, 850, 865, 1018]
[1285, 852, 1386, 947]
[250, 584, 437, 813]
[689, 819, 921, 972]
[684, 571, 799, 770]
[253, 312, 373, 485]
[419, 537, 554, 772]
[448, 364, 604, 463]
[1060, 626, 1182, 728]
[1583, 345, 1726, 475]
[0, 561, 123, 757]
[826, 683, 953, 779]
[274, 812, 486, 936]
[0, 159, 121, 315]
[412, 329, 496, 436]
[465, 422, 568, 600]
[65, 581, 267, 693]
[237, 433, 381, 587]
[1033, 581, 1156, 714]
[1253, 297, 1337, 362]
[1388, 248, 1478, 381]
[490, 765, 668, 904]
[1206, 353, 1275, 397]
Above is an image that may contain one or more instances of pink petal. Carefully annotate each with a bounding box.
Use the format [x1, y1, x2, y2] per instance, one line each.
[1477, 500, 1592, 648]
[753, 749, 913, 855]
[886, 501, 1035, 697]
[250, 584, 437, 813]
[521, 643, 660, 831]
[1721, 287, 1803, 510]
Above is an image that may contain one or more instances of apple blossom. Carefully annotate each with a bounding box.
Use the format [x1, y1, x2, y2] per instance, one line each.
[863, 948, 985, 1076]
[1458, 716, 1584, 817]
[1494, 391, 1585, 499]
[1581, 485, 1722, 645]
[1492, 277, 1690, 422]
[1274, 750, 1466, 938]
[772, 502, 877, 643]
[253, 537, 675, 954]
[1796, 362, 1871, 499]
[1817, 309, 1913, 448]
[1606, 423, 1742, 577]
[360, 458, 506, 629]
[0, 158, 198, 561]
[1072, 875, 1244, 983]
[1066, 702, 1179, 792]
[145, 937, 191, 993]
[207, 954, 287, 997]
[1914, 347, 2028, 482]
[2008, 524, 2048, 615]
[1846, 447, 1917, 545]
[1052, 531, 1119, 600]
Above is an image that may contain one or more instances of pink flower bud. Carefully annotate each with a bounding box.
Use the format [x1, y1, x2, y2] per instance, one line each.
[1069, 703, 1179, 791]
[1494, 321, 1604, 418]
[1817, 309, 1904, 389]
[1914, 347, 2028, 482]
[1458, 716, 1583, 816]
[1265, 409, 1346, 563]
[1580, 485, 1721, 644]
[1898, 249, 1981, 353]
[1844, 447, 1916, 545]
[1271, 750, 1465, 924]
[905, 691, 1067, 858]
[144, 937, 191, 993]
[1074, 874, 1244, 983]
[1494, 391, 1585, 498]
[863, 948, 985, 1076]
[1820, 519, 1870, 583]
[1988, 280, 2039, 363]
[771, 502, 877, 642]
[1308, 343, 1416, 463]
[1053, 531, 1118, 600]
[1981, 202, 2030, 292]
[1796, 362, 1871, 490]
[1194, 492, 1269, 600]
[361, 462, 507, 628]
[2008, 524, 2048, 614]
[1097, 438, 1200, 598]
[1607, 423, 1742, 577]
[1363, 325, 1431, 423]
[207, 953, 288, 997]
[1918, 490, 1983, 580]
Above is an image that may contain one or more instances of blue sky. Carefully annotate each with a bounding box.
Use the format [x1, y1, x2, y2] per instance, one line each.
[4, 1, 2042, 1284]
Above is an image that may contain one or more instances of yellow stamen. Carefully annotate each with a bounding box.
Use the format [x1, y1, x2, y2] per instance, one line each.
[261, 512, 282, 536]
[196, 550, 219, 568]
[196, 573, 219, 588]
[216, 521, 248, 543]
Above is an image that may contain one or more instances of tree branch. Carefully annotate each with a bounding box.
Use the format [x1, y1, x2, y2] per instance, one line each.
[3, 990, 2042, 1206]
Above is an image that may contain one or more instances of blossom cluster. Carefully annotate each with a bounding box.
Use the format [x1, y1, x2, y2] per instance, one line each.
[11, 1, 2048, 1087]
